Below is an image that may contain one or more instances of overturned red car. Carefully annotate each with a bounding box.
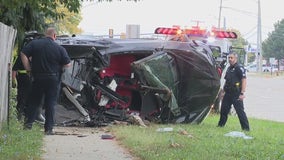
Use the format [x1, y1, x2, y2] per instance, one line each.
[53, 35, 220, 126]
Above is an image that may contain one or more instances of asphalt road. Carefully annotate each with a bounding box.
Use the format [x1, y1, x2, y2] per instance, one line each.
[244, 73, 284, 122]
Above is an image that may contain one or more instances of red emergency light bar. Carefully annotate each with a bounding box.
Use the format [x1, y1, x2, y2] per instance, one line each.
[184, 28, 207, 37]
[155, 27, 182, 35]
[154, 27, 238, 39]
[212, 31, 238, 39]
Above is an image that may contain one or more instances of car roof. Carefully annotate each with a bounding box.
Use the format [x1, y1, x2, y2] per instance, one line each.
[56, 36, 211, 58]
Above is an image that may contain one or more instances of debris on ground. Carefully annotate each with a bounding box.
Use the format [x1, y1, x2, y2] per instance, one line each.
[224, 131, 253, 140]
[128, 115, 147, 127]
[101, 134, 115, 139]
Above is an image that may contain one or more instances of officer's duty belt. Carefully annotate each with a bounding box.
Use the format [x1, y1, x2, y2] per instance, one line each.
[33, 72, 58, 76]
[18, 70, 28, 74]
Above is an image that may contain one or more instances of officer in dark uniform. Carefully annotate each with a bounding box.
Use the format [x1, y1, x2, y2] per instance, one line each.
[21, 27, 71, 135]
[12, 55, 46, 123]
[217, 53, 250, 131]
[12, 57, 31, 120]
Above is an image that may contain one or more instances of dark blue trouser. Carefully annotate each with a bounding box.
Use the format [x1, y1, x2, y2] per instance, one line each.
[218, 93, 250, 130]
[16, 74, 32, 119]
[26, 74, 60, 131]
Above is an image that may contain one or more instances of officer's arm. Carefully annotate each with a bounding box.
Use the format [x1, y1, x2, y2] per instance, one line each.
[12, 70, 17, 88]
[60, 46, 71, 68]
[20, 52, 31, 72]
[241, 78, 246, 94]
[63, 62, 71, 68]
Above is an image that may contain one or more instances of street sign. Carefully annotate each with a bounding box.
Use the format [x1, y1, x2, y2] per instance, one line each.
[269, 57, 276, 64]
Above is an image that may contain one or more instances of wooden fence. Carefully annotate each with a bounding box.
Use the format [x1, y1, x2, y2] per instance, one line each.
[0, 22, 17, 129]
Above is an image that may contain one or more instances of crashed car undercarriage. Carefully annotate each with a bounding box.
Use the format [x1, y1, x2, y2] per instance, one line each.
[54, 37, 220, 127]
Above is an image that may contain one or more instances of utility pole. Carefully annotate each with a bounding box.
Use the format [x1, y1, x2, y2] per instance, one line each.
[218, 0, 223, 30]
[256, 0, 262, 72]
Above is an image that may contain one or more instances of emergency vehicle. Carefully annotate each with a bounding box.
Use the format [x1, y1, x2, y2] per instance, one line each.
[153, 25, 244, 112]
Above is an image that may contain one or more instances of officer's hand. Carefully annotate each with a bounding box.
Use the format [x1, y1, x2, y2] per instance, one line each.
[238, 94, 245, 101]
[220, 89, 225, 98]
[12, 79, 17, 88]
[27, 70, 31, 77]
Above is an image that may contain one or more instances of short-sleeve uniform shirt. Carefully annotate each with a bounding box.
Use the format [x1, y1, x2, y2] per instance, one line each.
[21, 37, 70, 74]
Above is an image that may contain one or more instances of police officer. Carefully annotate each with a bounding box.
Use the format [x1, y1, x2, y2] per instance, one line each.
[12, 55, 46, 123]
[21, 27, 71, 135]
[217, 53, 250, 131]
[12, 57, 31, 120]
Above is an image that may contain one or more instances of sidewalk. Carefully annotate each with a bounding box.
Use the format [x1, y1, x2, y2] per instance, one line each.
[42, 127, 138, 160]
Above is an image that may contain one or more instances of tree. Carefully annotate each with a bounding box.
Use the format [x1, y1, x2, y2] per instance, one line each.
[0, 0, 82, 32]
[262, 19, 284, 61]
[0, 0, 82, 53]
[229, 29, 249, 65]
[45, 4, 83, 35]
[0, 0, 139, 51]
[230, 29, 248, 48]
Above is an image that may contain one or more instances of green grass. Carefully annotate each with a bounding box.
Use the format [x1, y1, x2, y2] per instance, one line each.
[0, 88, 43, 160]
[0, 120, 43, 160]
[111, 115, 284, 160]
[2, 88, 284, 160]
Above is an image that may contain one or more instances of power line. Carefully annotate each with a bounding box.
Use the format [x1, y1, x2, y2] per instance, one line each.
[244, 31, 257, 40]
[243, 26, 257, 36]
[222, 6, 257, 17]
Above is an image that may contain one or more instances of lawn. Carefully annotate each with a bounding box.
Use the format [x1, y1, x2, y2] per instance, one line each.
[0, 88, 43, 160]
[1, 97, 283, 160]
[111, 114, 284, 160]
[0, 119, 43, 160]
[1, 114, 283, 160]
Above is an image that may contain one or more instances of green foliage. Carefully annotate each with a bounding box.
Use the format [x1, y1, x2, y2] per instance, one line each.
[247, 52, 256, 64]
[230, 29, 248, 48]
[0, 0, 82, 54]
[45, 4, 83, 35]
[9, 88, 18, 121]
[0, 88, 43, 160]
[262, 19, 284, 60]
[0, 0, 140, 53]
[228, 29, 249, 64]
[0, 120, 43, 160]
[112, 115, 284, 160]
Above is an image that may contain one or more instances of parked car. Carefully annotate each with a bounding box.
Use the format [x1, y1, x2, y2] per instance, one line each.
[245, 64, 278, 72]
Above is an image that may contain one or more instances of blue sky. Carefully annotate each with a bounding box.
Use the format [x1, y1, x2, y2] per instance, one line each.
[79, 0, 284, 44]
